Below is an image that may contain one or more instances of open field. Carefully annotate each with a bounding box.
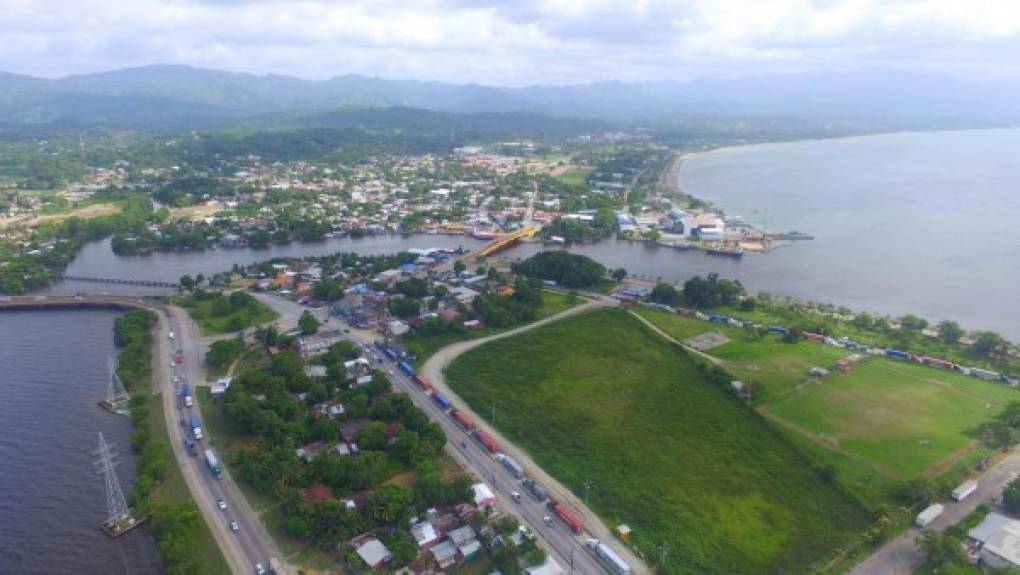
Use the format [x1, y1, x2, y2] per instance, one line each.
[0, 202, 121, 228]
[403, 290, 578, 363]
[552, 166, 595, 187]
[168, 201, 224, 222]
[445, 309, 872, 575]
[769, 358, 1005, 479]
[175, 293, 277, 335]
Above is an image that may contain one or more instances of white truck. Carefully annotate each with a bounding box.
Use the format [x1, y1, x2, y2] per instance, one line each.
[916, 504, 944, 528]
[952, 480, 978, 501]
[586, 539, 632, 575]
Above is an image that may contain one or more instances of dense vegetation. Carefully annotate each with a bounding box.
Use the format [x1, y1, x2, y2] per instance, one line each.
[446, 309, 872, 574]
[175, 289, 276, 334]
[511, 251, 606, 288]
[113, 309, 229, 574]
[212, 348, 473, 561]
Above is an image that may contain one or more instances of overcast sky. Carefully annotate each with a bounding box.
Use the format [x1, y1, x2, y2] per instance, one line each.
[3, 0, 1020, 85]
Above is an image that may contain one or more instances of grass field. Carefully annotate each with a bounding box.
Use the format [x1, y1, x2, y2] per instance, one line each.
[769, 359, 1004, 478]
[144, 394, 231, 574]
[445, 309, 872, 575]
[553, 166, 595, 187]
[176, 294, 277, 335]
[403, 290, 578, 364]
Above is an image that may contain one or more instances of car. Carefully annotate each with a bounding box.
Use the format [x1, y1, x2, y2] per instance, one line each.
[254, 563, 267, 575]
[229, 520, 240, 532]
[543, 516, 553, 526]
[217, 499, 227, 511]
[511, 491, 522, 502]
[343, 329, 350, 333]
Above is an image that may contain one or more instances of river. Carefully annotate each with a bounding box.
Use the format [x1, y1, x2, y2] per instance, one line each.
[0, 309, 162, 575]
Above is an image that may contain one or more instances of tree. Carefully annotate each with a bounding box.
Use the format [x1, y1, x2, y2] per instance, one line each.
[179, 275, 195, 290]
[918, 530, 965, 569]
[453, 260, 467, 275]
[388, 297, 421, 319]
[207, 339, 244, 370]
[611, 267, 628, 282]
[649, 282, 680, 305]
[1004, 479, 1020, 514]
[899, 314, 928, 331]
[971, 331, 1008, 359]
[299, 311, 320, 335]
[937, 320, 964, 344]
[365, 484, 413, 524]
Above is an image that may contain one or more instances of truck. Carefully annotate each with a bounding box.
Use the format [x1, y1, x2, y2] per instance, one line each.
[497, 453, 524, 478]
[952, 480, 978, 501]
[204, 448, 222, 479]
[182, 384, 193, 408]
[885, 349, 911, 361]
[398, 361, 415, 376]
[522, 477, 546, 501]
[916, 503, 944, 528]
[175, 350, 184, 365]
[548, 501, 583, 534]
[383, 347, 398, 360]
[767, 325, 788, 336]
[431, 392, 452, 411]
[586, 539, 632, 575]
[190, 414, 203, 440]
[473, 430, 499, 454]
[451, 409, 476, 431]
[183, 434, 197, 456]
[413, 374, 432, 391]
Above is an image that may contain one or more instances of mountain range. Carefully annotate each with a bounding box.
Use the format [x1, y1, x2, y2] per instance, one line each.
[1, 65, 1019, 129]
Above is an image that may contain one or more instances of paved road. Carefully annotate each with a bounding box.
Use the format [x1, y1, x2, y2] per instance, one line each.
[254, 292, 640, 574]
[851, 449, 1020, 575]
[419, 299, 651, 575]
[161, 306, 286, 575]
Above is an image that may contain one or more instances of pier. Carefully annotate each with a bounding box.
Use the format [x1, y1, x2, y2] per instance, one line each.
[59, 275, 179, 288]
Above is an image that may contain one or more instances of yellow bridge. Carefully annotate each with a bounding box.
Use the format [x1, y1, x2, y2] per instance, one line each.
[477, 226, 540, 258]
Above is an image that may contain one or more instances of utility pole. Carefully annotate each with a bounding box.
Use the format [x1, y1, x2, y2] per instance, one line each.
[658, 542, 670, 569]
[93, 432, 134, 536]
[491, 399, 496, 423]
[582, 477, 593, 504]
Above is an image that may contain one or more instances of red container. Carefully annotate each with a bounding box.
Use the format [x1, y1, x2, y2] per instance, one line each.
[474, 430, 499, 453]
[551, 502, 583, 534]
[175, 350, 184, 365]
[451, 409, 476, 431]
[413, 374, 432, 391]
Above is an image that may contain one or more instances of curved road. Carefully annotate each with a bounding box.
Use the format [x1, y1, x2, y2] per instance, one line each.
[420, 298, 651, 575]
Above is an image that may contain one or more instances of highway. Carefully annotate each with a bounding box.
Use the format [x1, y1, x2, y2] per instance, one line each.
[254, 292, 639, 574]
[159, 306, 285, 575]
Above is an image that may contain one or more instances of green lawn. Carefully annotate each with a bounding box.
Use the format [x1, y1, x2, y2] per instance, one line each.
[144, 394, 231, 574]
[175, 293, 277, 335]
[445, 309, 872, 575]
[403, 290, 578, 364]
[769, 359, 1007, 478]
[554, 167, 595, 187]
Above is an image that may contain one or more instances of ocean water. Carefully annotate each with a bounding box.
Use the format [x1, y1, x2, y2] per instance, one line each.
[677, 129, 1020, 338]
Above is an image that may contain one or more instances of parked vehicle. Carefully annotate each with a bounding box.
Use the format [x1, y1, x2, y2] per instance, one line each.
[175, 350, 184, 365]
[522, 477, 547, 502]
[450, 409, 476, 431]
[190, 414, 203, 440]
[474, 430, 499, 453]
[398, 361, 415, 376]
[916, 504, 944, 527]
[204, 448, 222, 479]
[586, 539, 632, 575]
[413, 374, 432, 391]
[183, 435, 197, 456]
[548, 501, 584, 534]
[431, 392, 452, 411]
[497, 453, 524, 478]
[217, 499, 227, 511]
[229, 520, 239, 532]
[885, 349, 911, 361]
[511, 491, 522, 502]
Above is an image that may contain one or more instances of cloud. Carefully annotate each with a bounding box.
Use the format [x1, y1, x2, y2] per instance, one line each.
[0, 0, 1018, 84]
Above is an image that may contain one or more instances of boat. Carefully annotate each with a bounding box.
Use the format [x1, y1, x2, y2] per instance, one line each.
[766, 230, 814, 241]
[705, 244, 744, 258]
[471, 229, 497, 240]
[666, 240, 690, 250]
[547, 235, 566, 244]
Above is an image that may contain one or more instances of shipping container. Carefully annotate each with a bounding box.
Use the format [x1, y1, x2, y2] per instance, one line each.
[803, 332, 826, 343]
[586, 539, 632, 575]
[204, 448, 222, 478]
[970, 367, 1003, 381]
[885, 349, 911, 361]
[398, 361, 415, 376]
[767, 325, 788, 336]
[921, 357, 956, 371]
[413, 374, 432, 391]
[497, 453, 524, 478]
[952, 480, 977, 501]
[431, 392, 452, 411]
[175, 350, 184, 365]
[916, 504, 943, 527]
[451, 409, 476, 431]
[549, 501, 584, 534]
[384, 348, 398, 360]
[474, 430, 500, 453]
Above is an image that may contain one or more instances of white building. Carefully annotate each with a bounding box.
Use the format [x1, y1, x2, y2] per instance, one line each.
[355, 538, 392, 569]
[970, 512, 1020, 569]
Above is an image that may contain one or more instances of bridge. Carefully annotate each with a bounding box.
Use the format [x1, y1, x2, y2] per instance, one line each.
[0, 293, 166, 312]
[59, 275, 179, 288]
[476, 226, 541, 258]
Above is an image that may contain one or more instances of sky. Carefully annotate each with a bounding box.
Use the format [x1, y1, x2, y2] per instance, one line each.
[3, 0, 1020, 85]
